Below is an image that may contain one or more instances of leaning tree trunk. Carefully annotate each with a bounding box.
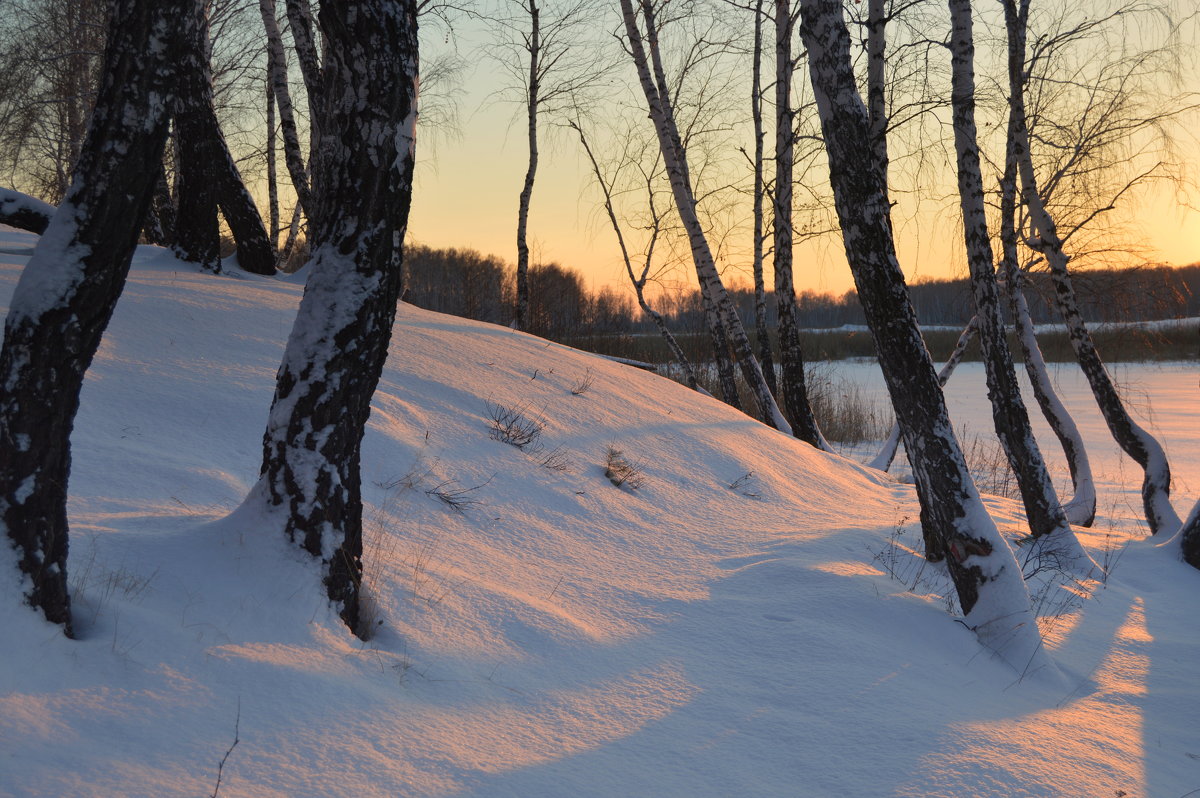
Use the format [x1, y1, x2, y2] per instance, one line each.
[172, 2, 275, 275]
[947, 0, 1088, 569]
[774, 0, 827, 449]
[799, 0, 1052, 674]
[0, 189, 53, 234]
[620, 0, 791, 433]
[999, 121, 1095, 527]
[750, 0, 776, 396]
[0, 0, 187, 636]
[1004, 0, 1179, 537]
[868, 316, 977, 472]
[514, 0, 540, 330]
[256, 0, 418, 637]
[702, 285, 742, 409]
[572, 118, 701, 390]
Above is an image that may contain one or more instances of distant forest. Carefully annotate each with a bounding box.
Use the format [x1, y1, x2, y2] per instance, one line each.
[404, 245, 1200, 340]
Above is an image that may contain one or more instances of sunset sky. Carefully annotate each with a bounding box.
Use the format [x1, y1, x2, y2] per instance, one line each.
[405, 7, 1199, 299]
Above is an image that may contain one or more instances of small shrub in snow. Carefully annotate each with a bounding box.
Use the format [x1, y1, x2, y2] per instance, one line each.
[485, 400, 545, 450]
[539, 445, 572, 472]
[424, 477, 489, 514]
[727, 471, 760, 498]
[604, 446, 644, 489]
[570, 367, 595, 396]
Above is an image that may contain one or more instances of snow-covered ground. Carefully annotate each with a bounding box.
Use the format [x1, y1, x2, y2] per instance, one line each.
[1, 227, 1199, 797]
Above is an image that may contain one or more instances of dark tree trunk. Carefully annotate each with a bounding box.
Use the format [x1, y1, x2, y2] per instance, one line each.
[947, 0, 1087, 568]
[0, 0, 187, 636]
[869, 317, 977, 473]
[799, 0, 1049, 671]
[1003, 0, 1178, 537]
[173, 1, 275, 275]
[0, 189, 53, 234]
[257, 0, 418, 637]
[774, 0, 826, 449]
[142, 163, 177, 246]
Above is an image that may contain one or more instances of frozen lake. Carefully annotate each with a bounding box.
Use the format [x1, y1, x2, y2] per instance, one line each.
[830, 359, 1199, 532]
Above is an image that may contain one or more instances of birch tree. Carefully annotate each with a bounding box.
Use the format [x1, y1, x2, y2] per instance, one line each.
[172, 0, 275, 275]
[487, 0, 603, 330]
[619, 0, 791, 433]
[946, 0, 1088, 568]
[0, 0, 189, 635]
[1003, 0, 1180, 537]
[254, 0, 418, 636]
[570, 118, 701, 390]
[799, 0, 1052, 672]
[772, 0, 827, 448]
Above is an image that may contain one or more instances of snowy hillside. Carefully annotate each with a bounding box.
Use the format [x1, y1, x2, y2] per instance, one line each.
[1, 230, 1198, 797]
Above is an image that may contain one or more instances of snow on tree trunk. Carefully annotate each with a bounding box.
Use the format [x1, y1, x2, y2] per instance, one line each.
[774, 0, 828, 450]
[998, 121, 1095, 528]
[0, 189, 54, 234]
[0, 0, 187, 636]
[256, 0, 418, 637]
[514, 0, 539, 331]
[799, 0, 1054, 675]
[1181, 499, 1200, 569]
[619, 0, 791, 434]
[750, 0, 776, 398]
[947, 0, 1089, 570]
[868, 317, 977, 473]
[262, 0, 314, 223]
[1003, 0, 1179, 538]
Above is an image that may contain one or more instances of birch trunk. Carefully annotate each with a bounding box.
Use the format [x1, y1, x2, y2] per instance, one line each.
[799, 0, 1053, 675]
[620, 0, 791, 433]
[262, 0, 314, 222]
[265, 20, 280, 249]
[572, 121, 700, 389]
[0, 189, 53, 234]
[947, 0, 1088, 568]
[174, 1, 275, 275]
[774, 0, 827, 449]
[514, 0, 539, 331]
[1003, 0, 1179, 537]
[703, 285, 742, 409]
[0, 0, 187, 636]
[256, 0, 418, 637]
[868, 317, 977, 473]
[750, 0, 776, 396]
[1181, 499, 1200, 568]
[999, 128, 1095, 527]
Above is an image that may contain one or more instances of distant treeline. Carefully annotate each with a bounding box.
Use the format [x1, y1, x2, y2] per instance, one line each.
[404, 245, 1200, 340]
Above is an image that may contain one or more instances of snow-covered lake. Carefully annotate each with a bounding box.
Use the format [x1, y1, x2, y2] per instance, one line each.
[830, 359, 1199, 530]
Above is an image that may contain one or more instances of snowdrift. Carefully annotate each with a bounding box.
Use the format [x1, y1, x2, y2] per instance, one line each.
[1, 231, 1198, 797]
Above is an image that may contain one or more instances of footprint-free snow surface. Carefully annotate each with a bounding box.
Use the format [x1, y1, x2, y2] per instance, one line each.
[1, 229, 1198, 797]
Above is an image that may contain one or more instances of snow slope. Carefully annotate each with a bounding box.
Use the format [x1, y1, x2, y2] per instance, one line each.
[1, 230, 1198, 797]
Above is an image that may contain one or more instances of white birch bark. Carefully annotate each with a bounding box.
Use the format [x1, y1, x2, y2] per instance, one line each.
[1003, 0, 1180, 537]
[947, 0, 1090, 571]
[261, 0, 313, 220]
[619, 0, 792, 434]
[800, 0, 1055, 677]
